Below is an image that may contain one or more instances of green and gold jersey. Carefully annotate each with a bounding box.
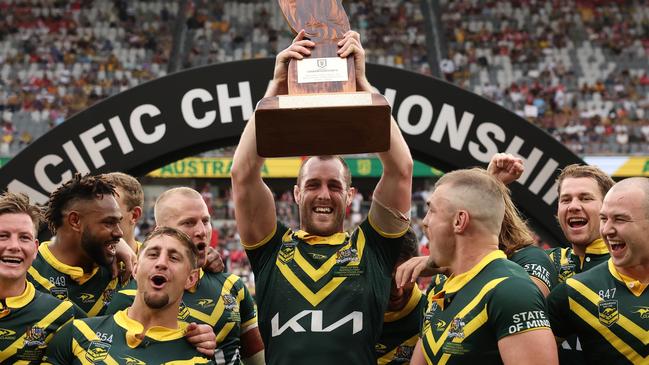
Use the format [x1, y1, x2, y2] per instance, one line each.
[547, 259, 649, 365]
[42, 309, 215, 365]
[244, 219, 404, 365]
[546, 238, 610, 364]
[106, 270, 257, 364]
[376, 285, 427, 364]
[0, 281, 75, 364]
[546, 239, 610, 284]
[420, 251, 551, 365]
[510, 245, 558, 292]
[27, 242, 119, 317]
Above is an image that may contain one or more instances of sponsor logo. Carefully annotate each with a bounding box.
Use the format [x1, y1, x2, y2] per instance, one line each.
[79, 293, 95, 303]
[634, 306, 649, 319]
[435, 319, 447, 331]
[271, 310, 363, 337]
[598, 300, 619, 326]
[196, 298, 215, 308]
[375, 343, 387, 353]
[308, 253, 328, 261]
[50, 287, 68, 301]
[0, 328, 16, 340]
[121, 355, 146, 365]
[86, 341, 111, 363]
[448, 317, 466, 339]
[335, 247, 359, 265]
[23, 326, 46, 347]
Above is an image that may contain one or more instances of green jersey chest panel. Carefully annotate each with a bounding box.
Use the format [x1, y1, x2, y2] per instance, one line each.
[107, 271, 256, 365]
[376, 287, 427, 365]
[43, 311, 214, 365]
[421, 253, 549, 365]
[554, 261, 649, 364]
[246, 219, 401, 365]
[0, 285, 74, 364]
[27, 242, 118, 317]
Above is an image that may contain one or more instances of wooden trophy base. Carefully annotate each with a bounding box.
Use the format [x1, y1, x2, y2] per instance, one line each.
[255, 91, 391, 157]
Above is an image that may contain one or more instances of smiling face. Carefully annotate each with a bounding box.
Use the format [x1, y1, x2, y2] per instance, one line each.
[0, 213, 38, 282]
[294, 157, 354, 236]
[599, 185, 649, 272]
[558, 177, 604, 248]
[77, 196, 123, 267]
[135, 234, 197, 310]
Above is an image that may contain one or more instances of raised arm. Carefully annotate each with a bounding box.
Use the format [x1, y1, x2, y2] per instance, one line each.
[230, 31, 315, 245]
[338, 31, 413, 216]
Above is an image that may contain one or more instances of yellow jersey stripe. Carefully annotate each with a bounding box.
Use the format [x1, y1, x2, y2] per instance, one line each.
[377, 333, 419, 365]
[569, 298, 646, 363]
[568, 279, 649, 344]
[165, 357, 214, 364]
[86, 277, 119, 317]
[28, 266, 54, 290]
[189, 274, 237, 326]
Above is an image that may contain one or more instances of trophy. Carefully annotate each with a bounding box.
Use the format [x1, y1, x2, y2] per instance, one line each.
[255, 0, 391, 157]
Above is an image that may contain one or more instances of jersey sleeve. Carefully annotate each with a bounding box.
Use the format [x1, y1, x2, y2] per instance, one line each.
[511, 246, 558, 292]
[244, 222, 288, 275]
[546, 281, 573, 338]
[238, 279, 257, 330]
[487, 277, 551, 340]
[41, 320, 75, 365]
[359, 219, 403, 276]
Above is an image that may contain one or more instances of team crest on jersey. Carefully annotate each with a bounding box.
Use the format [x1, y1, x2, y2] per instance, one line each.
[279, 242, 297, 264]
[177, 301, 190, 320]
[448, 317, 466, 339]
[394, 345, 414, 360]
[86, 341, 111, 362]
[102, 289, 115, 305]
[23, 326, 46, 347]
[0, 328, 16, 340]
[634, 306, 649, 319]
[197, 298, 215, 308]
[222, 293, 238, 312]
[50, 287, 68, 300]
[598, 300, 619, 326]
[79, 293, 95, 303]
[335, 247, 359, 265]
[121, 355, 146, 365]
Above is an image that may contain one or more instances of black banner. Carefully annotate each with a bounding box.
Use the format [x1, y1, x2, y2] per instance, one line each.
[0, 59, 582, 244]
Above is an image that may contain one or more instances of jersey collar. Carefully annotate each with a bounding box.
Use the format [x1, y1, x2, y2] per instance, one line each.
[608, 259, 648, 297]
[293, 230, 349, 245]
[0, 281, 36, 310]
[585, 239, 609, 255]
[442, 250, 506, 295]
[384, 285, 423, 322]
[39, 241, 99, 284]
[115, 309, 188, 348]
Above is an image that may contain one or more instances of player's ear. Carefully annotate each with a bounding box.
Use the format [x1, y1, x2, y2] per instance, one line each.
[185, 268, 199, 290]
[346, 187, 356, 207]
[293, 184, 301, 203]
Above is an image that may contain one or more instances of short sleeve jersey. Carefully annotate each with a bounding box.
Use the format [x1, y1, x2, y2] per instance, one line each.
[546, 239, 610, 284]
[244, 218, 404, 365]
[42, 310, 215, 365]
[420, 251, 550, 365]
[547, 259, 649, 365]
[106, 270, 257, 364]
[27, 242, 119, 317]
[0, 282, 75, 364]
[376, 285, 427, 364]
[509, 244, 558, 292]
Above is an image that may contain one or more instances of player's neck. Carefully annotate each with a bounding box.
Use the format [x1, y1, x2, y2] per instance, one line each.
[452, 238, 499, 276]
[129, 298, 180, 331]
[49, 234, 95, 273]
[571, 243, 587, 257]
[616, 263, 649, 284]
[0, 277, 27, 299]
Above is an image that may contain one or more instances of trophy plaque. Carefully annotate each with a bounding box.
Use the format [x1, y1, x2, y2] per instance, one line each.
[255, 0, 391, 157]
